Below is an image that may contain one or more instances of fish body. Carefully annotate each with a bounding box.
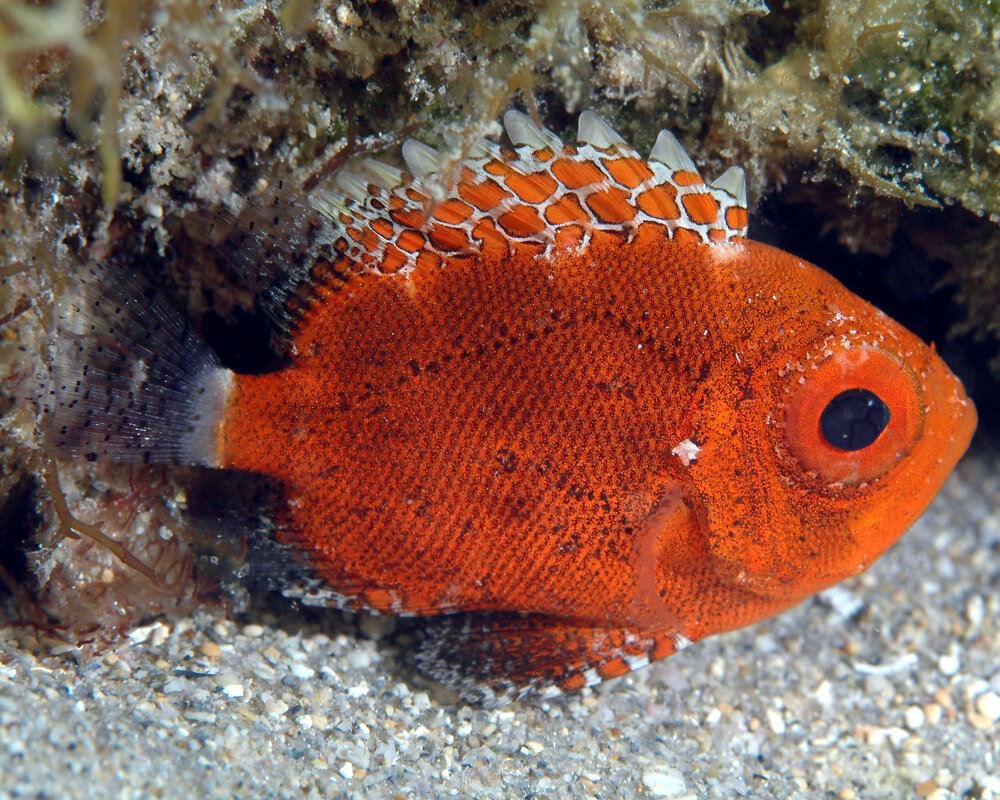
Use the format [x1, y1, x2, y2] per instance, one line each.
[44, 112, 977, 702]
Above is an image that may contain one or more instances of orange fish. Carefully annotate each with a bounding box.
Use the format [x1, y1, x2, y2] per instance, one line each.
[43, 111, 977, 703]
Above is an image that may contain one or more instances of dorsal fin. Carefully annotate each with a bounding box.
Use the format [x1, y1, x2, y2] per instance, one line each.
[197, 112, 750, 350]
[309, 110, 750, 280]
[185, 176, 343, 352]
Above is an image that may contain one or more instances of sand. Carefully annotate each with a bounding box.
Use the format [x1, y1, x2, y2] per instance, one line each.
[1, 450, 998, 800]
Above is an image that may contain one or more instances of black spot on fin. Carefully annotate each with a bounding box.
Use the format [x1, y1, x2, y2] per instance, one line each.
[37, 263, 233, 466]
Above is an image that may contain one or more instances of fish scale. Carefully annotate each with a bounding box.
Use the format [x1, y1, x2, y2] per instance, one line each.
[40, 110, 976, 704]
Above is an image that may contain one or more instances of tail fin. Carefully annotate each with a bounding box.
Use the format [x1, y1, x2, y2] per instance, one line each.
[37, 264, 234, 467]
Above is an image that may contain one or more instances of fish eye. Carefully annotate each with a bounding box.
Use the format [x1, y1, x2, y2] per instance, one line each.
[779, 343, 924, 487]
[819, 389, 891, 451]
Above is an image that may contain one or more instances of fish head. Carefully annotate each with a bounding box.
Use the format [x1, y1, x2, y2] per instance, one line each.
[683, 250, 977, 603]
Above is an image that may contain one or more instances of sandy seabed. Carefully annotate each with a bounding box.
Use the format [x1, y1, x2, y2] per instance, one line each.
[1, 449, 998, 800]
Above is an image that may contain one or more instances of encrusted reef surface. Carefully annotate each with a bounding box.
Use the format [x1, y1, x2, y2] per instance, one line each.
[1, 2, 999, 797]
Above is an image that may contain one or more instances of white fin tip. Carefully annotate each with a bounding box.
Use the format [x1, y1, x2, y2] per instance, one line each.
[333, 170, 369, 203]
[401, 139, 442, 179]
[309, 188, 348, 218]
[649, 129, 698, 174]
[360, 159, 404, 190]
[503, 109, 562, 150]
[709, 166, 747, 205]
[577, 110, 627, 149]
[442, 130, 500, 160]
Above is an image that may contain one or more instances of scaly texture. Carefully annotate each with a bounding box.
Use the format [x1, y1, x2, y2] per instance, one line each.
[212, 113, 973, 700]
[43, 113, 976, 702]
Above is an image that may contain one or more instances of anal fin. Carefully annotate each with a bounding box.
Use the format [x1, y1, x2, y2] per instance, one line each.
[410, 612, 683, 706]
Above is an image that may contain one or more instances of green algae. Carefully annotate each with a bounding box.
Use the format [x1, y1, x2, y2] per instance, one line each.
[708, 0, 1000, 368]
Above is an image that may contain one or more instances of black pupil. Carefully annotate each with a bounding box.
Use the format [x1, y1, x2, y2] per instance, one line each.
[820, 389, 891, 451]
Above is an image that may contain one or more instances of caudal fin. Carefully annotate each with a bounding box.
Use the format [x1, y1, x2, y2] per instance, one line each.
[37, 264, 234, 467]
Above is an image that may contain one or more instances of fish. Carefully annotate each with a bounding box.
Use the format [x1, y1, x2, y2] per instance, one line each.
[40, 110, 977, 704]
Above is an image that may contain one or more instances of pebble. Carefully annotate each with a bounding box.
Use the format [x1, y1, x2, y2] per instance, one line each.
[813, 679, 834, 707]
[642, 768, 687, 797]
[200, 641, 221, 658]
[974, 692, 1000, 722]
[766, 708, 786, 735]
[865, 727, 909, 748]
[265, 698, 289, 716]
[821, 585, 865, 619]
[904, 705, 926, 730]
[108, 658, 132, 679]
[346, 647, 375, 669]
[127, 624, 157, 644]
[853, 653, 918, 676]
[937, 646, 961, 677]
[290, 662, 316, 680]
[965, 595, 985, 628]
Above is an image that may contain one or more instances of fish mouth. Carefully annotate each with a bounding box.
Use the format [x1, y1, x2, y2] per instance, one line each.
[915, 353, 978, 482]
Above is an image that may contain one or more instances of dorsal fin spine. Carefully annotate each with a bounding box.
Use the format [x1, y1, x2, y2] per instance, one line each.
[305, 112, 749, 280]
[401, 139, 441, 179]
[195, 112, 749, 352]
